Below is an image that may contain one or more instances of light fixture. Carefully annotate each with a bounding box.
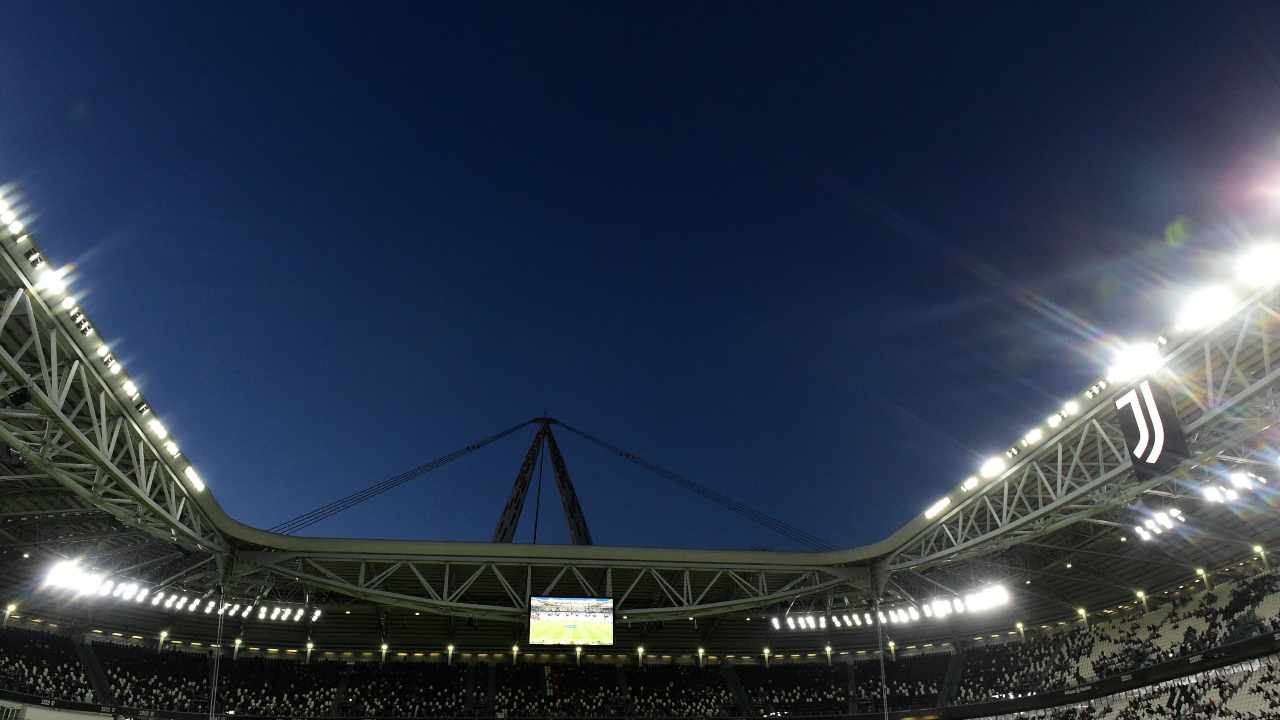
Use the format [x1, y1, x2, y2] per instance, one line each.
[924, 497, 951, 519]
[147, 419, 168, 439]
[979, 456, 1007, 479]
[1023, 427, 1043, 445]
[961, 476, 978, 492]
[1236, 244, 1280, 287]
[1175, 285, 1237, 332]
[35, 267, 67, 295]
[1106, 342, 1164, 384]
[1062, 400, 1080, 416]
[1046, 414, 1063, 429]
[183, 466, 205, 492]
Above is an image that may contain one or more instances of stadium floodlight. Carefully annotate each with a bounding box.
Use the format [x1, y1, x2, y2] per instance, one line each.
[961, 476, 978, 492]
[952, 598, 965, 613]
[122, 381, 139, 398]
[1202, 485, 1225, 503]
[1135, 526, 1151, 541]
[924, 496, 951, 519]
[293, 607, 304, 622]
[270, 607, 280, 621]
[152, 593, 164, 606]
[1195, 568, 1205, 576]
[34, 266, 67, 295]
[1236, 244, 1280, 287]
[183, 466, 205, 492]
[1225, 488, 1240, 501]
[863, 613, 872, 625]
[907, 607, 920, 621]
[311, 608, 322, 622]
[818, 616, 827, 629]
[771, 617, 780, 630]
[136, 589, 148, 604]
[241, 606, 252, 618]
[1255, 545, 1265, 554]
[1175, 285, 1237, 332]
[1106, 342, 1164, 383]
[175, 597, 188, 610]
[1046, 413, 1063, 429]
[785, 616, 795, 630]
[146, 419, 169, 440]
[380, 643, 389, 652]
[922, 604, 933, 618]
[852, 613, 862, 626]
[1023, 427, 1043, 446]
[159, 630, 168, 639]
[1135, 590, 1145, 599]
[830, 615, 841, 628]
[258, 606, 267, 620]
[1062, 400, 1080, 416]
[979, 456, 1006, 479]
[163, 441, 180, 457]
[1154, 512, 1173, 529]
[877, 611, 887, 624]
[805, 615, 816, 629]
[306, 641, 314, 650]
[1229, 472, 1253, 489]
[1076, 608, 1086, 618]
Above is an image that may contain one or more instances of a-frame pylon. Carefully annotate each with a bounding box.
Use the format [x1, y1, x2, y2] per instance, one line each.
[491, 419, 593, 545]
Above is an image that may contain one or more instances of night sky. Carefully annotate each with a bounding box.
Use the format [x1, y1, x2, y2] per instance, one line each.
[3, 2, 1280, 551]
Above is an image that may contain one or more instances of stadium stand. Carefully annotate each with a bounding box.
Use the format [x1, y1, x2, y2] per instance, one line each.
[738, 664, 848, 715]
[0, 627, 94, 704]
[3, 570, 1280, 719]
[627, 665, 732, 717]
[850, 654, 946, 711]
[494, 664, 625, 717]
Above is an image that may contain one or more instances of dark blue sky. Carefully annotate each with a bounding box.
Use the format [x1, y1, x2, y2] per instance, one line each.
[3, 2, 1280, 550]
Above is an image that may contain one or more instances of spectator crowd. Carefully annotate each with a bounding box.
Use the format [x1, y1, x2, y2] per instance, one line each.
[1, 568, 1280, 718]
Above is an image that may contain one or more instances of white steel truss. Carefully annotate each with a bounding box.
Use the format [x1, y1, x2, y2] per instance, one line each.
[887, 285, 1280, 572]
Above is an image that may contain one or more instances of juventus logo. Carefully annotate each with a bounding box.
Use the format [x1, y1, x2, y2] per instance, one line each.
[1115, 381, 1165, 464]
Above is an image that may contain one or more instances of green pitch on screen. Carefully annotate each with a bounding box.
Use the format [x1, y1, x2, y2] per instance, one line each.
[528, 596, 614, 646]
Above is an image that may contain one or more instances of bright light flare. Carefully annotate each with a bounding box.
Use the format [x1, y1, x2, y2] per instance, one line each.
[35, 267, 68, 295]
[924, 496, 951, 519]
[183, 466, 205, 492]
[1175, 285, 1237, 333]
[1236, 244, 1280, 287]
[979, 456, 1007, 479]
[1106, 342, 1164, 384]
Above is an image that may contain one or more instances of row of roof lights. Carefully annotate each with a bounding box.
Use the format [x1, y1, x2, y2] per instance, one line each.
[921, 243, 1280, 521]
[770, 585, 1010, 632]
[41, 560, 320, 623]
[1203, 471, 1267, 504]
[0, 191, 205, 494]
[1134, 507, 1185, 541]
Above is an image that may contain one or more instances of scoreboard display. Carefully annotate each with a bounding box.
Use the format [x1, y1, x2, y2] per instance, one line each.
[528, 596, 613, 646]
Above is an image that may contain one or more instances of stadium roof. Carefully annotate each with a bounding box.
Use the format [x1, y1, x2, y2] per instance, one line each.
[2, 192, 1280, 655]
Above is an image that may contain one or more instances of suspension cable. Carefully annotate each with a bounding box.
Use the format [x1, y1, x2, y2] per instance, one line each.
[555, 420, 836, 551]
[270, 419, 537, 535]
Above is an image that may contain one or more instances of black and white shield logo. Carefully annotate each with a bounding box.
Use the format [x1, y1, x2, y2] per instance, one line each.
[1113, 379, 1188, 479]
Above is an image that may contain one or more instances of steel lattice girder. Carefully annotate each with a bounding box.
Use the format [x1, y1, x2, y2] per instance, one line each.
[887, 286, 1280, 572]
[0, 256, 226, 558]
[234, 550, 864, 622]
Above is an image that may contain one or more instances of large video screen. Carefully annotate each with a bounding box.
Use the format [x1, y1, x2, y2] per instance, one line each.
[529, 596, 614, 646]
